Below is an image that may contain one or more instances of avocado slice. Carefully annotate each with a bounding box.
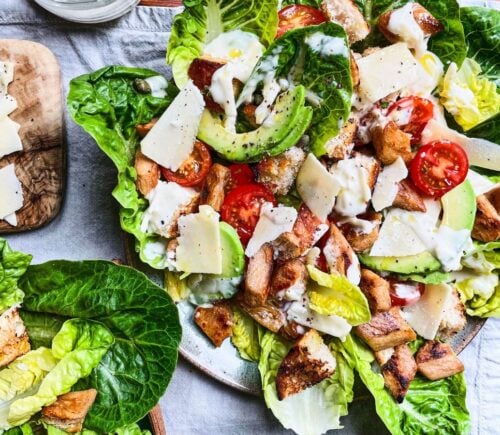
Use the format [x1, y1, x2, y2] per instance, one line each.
[198, 86, 310, 162]
[441, 180, 476, 231]
[219, 222, 244, 278]
[359, 252, 442, 274]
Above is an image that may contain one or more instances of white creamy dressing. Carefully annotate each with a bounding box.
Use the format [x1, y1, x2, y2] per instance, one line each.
[144, 75, 169, 98]
[304, 32, 349, 58]
[371, 157, 408, 211]
[337, 216, 377, 234]
[387, 3, 427, 57]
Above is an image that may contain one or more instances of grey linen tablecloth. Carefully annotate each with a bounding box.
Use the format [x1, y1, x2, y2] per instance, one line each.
[1, 1, 499, 433]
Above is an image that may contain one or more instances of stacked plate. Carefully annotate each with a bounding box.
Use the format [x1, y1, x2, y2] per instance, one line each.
[33, 0, 141, 23]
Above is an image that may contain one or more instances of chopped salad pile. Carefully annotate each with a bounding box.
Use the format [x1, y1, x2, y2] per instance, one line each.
[68, 1, 500, 434]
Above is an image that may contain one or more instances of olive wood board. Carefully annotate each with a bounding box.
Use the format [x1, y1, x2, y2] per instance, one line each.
[0, 39, 65, 233]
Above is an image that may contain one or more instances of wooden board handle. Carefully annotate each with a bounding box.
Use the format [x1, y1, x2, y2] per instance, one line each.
[149, 404, 167, 435]
[139, 0, 182, 6]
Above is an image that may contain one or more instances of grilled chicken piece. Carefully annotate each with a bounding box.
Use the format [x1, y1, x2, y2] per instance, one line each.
[162, 193, 200, 239]
[280, 320, 307, 341]
[135, 118, 158, 138]
[42, 389, 98, 433]
[378, 3, 443, 43]
[338, 211, 382, 253]
[244, 244, 274, 307]
[472, 191, 500, 242]
[372, 121, 413, 165]
[416, 340, 464, 380]
[359, 268, 392, 313]
[271, 259, 308, 301]
[273, 205, 326, 260]
[437, 289, 466, 340]
[325, 117, 357, 160]
[0, 308, 30, 368]
[134, 151, 160, 196]
[350, 51, 360, 87]
[381, 344, 417, 403]
[188, 57, 227, 113]
[276, 329, 336, 400]
[355, 307, 417, 351]
[201, 163, 230, 212]
[320, 0, 370, 44]
[237, 296, 286, 333]
[194, 302, 233, 347]
[256, 147, 306, 195]
[393, 180, 426, 212]
[352, 152, 381, 191]
[323, 223, 360, 284]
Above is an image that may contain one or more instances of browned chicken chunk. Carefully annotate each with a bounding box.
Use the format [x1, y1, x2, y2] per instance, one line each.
[194, 302, 233, 347]
[244, 244, 274, 307]
[280, 320, 307, 341]
[276, 329, 336, 400]
[359, 268, 392, 313]
[352, 152, 381, 190]
[163, 193, 200, 239]
[350, 51, 360, 87]
[201, 163, 230, 212]
[271, 259, 308, 301]
[325, 117, 357, 160]
[135, 118, 158, 138]
[337, 211, 382, 253]
[42, 389, 98, 433]
[237, 296, 286, 333]
[0, 308, 30, 368]
[323, 223, 359, 282]
[437, 289, 466, 340]
[381, 344, 417, 403]
[134, 151, 160, 196]
[372, 121, 413, 165]
[393, 180, 426, 212]
[416, 340, 464, 380]
[321, 0, 370, 44]
[472, 191, 500, 242]
[355, 307, 417, 351]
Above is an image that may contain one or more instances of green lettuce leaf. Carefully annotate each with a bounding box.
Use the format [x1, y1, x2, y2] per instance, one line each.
[337, 335, 470, 435]
[307, 265, 370, 325]
[281, 0, 321, 7]
[0, 239, 32, 313]
[67, 67, 178, 269]
[8, 319, 113, 428]
[19, 260, 181, 432]
[258, 331, 354, 435]
[238, 22, 352, 156]
[167, 0, 279, 86]
[231, 306, 263, 362]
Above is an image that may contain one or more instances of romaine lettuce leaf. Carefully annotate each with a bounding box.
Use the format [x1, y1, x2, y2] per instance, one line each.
[307, 266, 370, 325]
[0, 239, 32, 314]
[167, 0, 279, 87]
[281, 0, 321, 7]
[258, 331, 354, 435]
[231, 307, 263, 362]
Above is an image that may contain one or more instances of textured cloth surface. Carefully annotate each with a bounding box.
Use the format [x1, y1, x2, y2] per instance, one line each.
[1, 1, 499, 434]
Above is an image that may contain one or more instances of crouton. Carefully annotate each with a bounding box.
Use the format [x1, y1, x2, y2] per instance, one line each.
[352, 152, 381, 190]
[337, 212, 382, 253]
[321, 0, 370, 44]
[437, 289, 466, 340]
[201, 163, 230, 212]
[350, 51, 360, 87]
[359, 268, 392, 313]
[271, 259, 308, 301]
[256, 147, 306, 195]
[0, 308, 30, 368]
[472, 193, 500, 242]
[325, 117, 357, 160]
[355, 307, 417, 351]
[381, 344, 417, 402]
[237, 295, 286, 333]
[276, 329, 336, 400]
[393, 179, 426, 212]
[134, 151, 160, 196]
[194, 302, 233, 347]
[372, 121, 413, 165]
[323, 223, 360, 284]
[416, 340, 464, 380]
[244, 244, 274, 307]
[42, 389, 97, 433]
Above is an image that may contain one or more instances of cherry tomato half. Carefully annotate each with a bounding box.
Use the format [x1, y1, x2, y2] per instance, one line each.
[389, 280, 425, 307]
[276, 5, 326, 38]
[388, 96, 434, 145]
[409, 140, 469, 198]
[221, 183, 276, 246]
[228, 164, 254, 189]
[161, 140, 212, 187]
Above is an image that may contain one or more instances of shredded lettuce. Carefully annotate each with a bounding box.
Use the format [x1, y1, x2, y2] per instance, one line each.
[231, 307, 263, 362]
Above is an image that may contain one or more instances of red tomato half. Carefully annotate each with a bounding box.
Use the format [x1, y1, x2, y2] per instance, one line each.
[388, 96, 434, 144]
[277, 5, 326, 38]
[409, 140, 469, 198]
[389, 281, 424, 307]
[161, 140, 212, 187]
[221, 183, 276, 246]
[228, 164, 254, 189]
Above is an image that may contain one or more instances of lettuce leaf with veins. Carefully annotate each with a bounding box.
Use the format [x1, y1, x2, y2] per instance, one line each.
[167, 0, 279, 87]
[231, 307, 263, 362]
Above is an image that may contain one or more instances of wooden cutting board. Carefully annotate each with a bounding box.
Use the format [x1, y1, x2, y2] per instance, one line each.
[0, 40, 64, 233]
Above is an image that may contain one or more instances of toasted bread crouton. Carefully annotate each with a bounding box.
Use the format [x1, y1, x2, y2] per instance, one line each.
[472, 192, 500, 242]
[201, 163, 230, 212]
[359, 268, 392, 313]
[256, 147, 306, 195]
[374, 347, 394, 366]
[337, 212, 382, 253]
[326, 117, 357, 160]
[194, 302, 233, 347]
[323, 223, 360, 284]
[244, 244, 274, 307]
[42, 389, 97, 433]
[437, 289, 466, 340]
[381, 344, 417, 402]
[271, 259, 308, 302]
[372, 121, 412, 165]
[276, 329, 336, 400]
[0, 308, 30, 368]
[321, 0, 370, 44]
[416, 340, 464, 380]
[355, 307, 417, 351]
[393, 180, 426, 212]
[135, 151, 160, 196]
